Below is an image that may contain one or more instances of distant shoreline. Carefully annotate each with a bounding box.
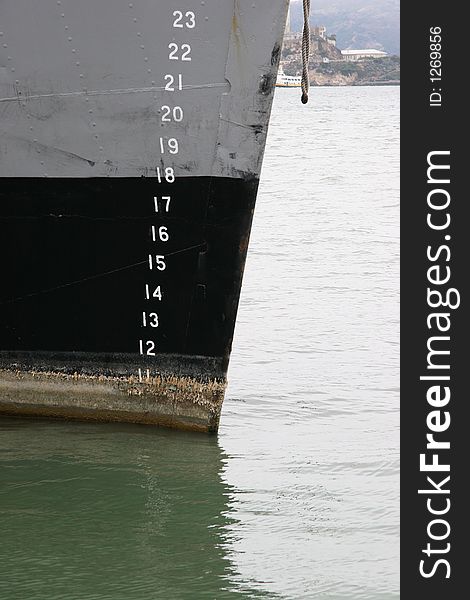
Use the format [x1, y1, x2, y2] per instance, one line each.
[310, 80, 400, 87]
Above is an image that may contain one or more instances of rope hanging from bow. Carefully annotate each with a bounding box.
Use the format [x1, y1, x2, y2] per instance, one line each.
[301, 0, 311, 104]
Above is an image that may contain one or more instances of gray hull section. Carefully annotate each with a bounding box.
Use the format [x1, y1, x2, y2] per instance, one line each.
[0, 0, 287, 179]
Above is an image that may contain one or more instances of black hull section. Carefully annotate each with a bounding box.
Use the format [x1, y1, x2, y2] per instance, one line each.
[1, 176, 257, 365]
[0, 176, 257, 431]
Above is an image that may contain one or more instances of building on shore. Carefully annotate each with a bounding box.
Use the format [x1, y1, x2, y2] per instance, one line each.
[312, 25, 326, 39]
[341, 49, 388, 61]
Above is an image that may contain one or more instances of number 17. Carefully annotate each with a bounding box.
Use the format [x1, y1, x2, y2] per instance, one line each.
[153, 196, 171, 213]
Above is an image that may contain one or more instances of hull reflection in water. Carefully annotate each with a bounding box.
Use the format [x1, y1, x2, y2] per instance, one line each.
[0, 418, 272, 599]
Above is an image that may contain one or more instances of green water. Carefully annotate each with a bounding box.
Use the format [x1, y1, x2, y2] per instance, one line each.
[0, 418, 269, 600]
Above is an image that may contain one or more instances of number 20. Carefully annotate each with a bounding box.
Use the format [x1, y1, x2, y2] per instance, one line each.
[161, 105, 183, 122]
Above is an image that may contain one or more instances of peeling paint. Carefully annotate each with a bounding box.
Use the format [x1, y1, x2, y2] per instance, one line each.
[271, 42, 282, 66]
[258, 72, 276, 95]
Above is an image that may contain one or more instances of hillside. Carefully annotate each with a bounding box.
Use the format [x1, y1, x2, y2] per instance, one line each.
[289, 0, 400, 55]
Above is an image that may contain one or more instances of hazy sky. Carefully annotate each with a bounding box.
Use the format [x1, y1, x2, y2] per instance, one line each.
[290, 0, 399, 54]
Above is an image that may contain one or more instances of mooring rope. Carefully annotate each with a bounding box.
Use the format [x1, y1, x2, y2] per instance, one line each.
[301, 0, 311, 104]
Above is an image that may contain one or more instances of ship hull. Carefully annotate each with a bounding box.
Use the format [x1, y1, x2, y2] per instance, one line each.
[0, 0, 289, 431]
